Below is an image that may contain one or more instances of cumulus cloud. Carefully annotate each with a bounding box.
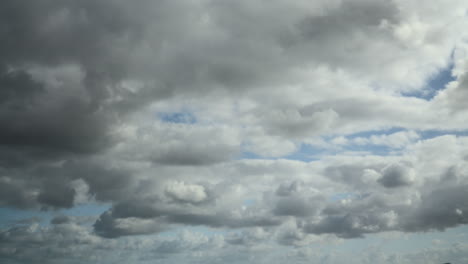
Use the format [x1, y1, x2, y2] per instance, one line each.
[165, 181, 208, 204]
[378, 163, 415, 188]
[2, 0, 468, 263]
[94, 211, 167, 238]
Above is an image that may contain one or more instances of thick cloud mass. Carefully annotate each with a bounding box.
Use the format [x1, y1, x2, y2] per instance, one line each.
[1, 0, 468, 263]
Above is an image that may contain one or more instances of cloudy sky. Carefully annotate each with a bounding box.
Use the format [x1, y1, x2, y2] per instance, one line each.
[1, 0, 468, 263]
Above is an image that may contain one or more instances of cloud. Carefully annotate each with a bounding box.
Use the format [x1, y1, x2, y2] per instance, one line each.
[94, 211, 167, 238]
[50, 215, 72, 225]
[165, 181, 208, 204]
[334, 130, 420, 149]
[0, 1, 151, 164]
[378, 163, 415, 188]
[1, 0, 468, 263]
[0, 221, 101, 263]
[403, 184, 468, 232]
[115, 122, 241, 165]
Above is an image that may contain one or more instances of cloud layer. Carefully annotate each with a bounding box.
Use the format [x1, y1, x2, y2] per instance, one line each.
[1, 0, 468, 263]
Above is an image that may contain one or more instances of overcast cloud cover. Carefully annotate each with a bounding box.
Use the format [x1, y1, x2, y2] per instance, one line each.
[1, 0, 468, 263]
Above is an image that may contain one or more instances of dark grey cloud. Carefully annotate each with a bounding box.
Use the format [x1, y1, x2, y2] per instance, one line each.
[93, 211, 167, 238]
[402, 184, 468, 232]
[276, 226, 307, 246]
[0, 165, 78, 209]
[276, 181, 303, 197]
[0, 66, 113, 164]
[299, 0, 400, 39]
[0, 172, 38, 209]
[168, 212, 281, 229]
[378, 163, 414, 188]
[0, 66, 108, 159]
[323, 164, 382, 189]
[297, 175, 468, 238]
[0, 0, 142, 66]
[0, 66, 44, 104]
[0, 159, 135, 209]
[151, 147, 236, 166]
[93, 196, 281, 238]
[57, 161, 136, 203]
[0, 0, 142, 163]
[304, 210, 396, 238]
[273, 182, 325, 217]
[37, 182, 76, 209]
[273, 197, 319, 217]
[50, 215, 72, 225]
[296, 0, 400, 67]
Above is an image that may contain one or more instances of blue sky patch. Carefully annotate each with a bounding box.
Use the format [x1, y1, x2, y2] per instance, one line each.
[403, 59, 455, 100]
[342, 127, 406, 139]
[418, 129, 468, 140]
[0, 203, 110, 228]
[239, 143, 326, 162]
[159, 111, 197, 124]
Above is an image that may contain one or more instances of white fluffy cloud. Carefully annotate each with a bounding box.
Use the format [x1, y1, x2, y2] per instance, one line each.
[165, 181, 208, 203]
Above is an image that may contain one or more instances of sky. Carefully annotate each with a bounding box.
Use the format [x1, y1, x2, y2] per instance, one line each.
[1, 0, 468, 263]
